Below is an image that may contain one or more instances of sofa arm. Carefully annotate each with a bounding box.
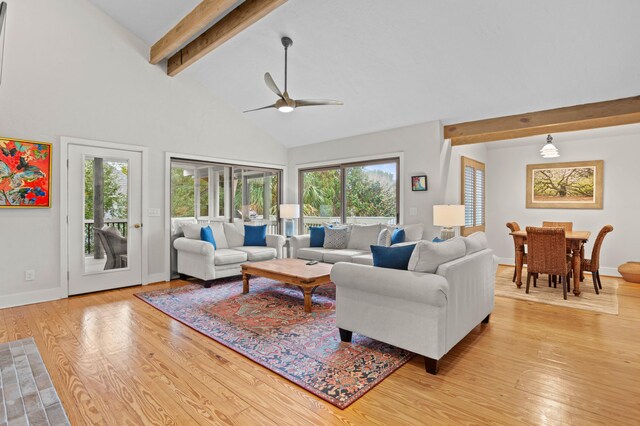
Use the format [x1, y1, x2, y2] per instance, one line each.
[266, 234, 286, 259]
[331, 263, 448, 307]
[173, 237, 214, 258]
[290, 234, 311, 258]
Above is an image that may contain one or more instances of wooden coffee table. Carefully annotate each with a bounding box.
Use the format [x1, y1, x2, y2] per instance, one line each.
[241, 258, 333, 313]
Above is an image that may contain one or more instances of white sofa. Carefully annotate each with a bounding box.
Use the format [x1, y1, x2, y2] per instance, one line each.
[330, 233, 497, 374]
[290, 223, 424, 265]
[173, 221, 285, 287]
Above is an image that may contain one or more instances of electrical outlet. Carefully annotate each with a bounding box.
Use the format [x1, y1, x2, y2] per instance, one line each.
[409, 207, 418, 216]
[25, 269, 36, 281]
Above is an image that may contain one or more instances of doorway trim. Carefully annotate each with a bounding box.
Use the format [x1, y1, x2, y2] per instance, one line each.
[60, 136, 150, 297]
[164, 151, 287, 282]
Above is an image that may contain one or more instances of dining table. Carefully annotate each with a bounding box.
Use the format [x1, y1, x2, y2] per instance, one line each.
[509, 229, 591, 296]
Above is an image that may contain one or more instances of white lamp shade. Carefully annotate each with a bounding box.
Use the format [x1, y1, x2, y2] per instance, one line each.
[280, 204, 300, 219]
[433, 205, 465, 227]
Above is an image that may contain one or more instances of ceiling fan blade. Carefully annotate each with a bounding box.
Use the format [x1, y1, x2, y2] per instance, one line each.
[295, 99, 344, 107]
[264, 73, 284, 99]
[243, 104, 277, 113]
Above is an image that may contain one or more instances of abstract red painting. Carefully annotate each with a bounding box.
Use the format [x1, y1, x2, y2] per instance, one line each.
[0, 137, 52, 208]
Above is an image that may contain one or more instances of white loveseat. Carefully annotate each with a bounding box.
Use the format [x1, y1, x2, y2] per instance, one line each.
[290, 223, 424, 265]
[173, 222, 285, 287]
[330, 233, 497, 374]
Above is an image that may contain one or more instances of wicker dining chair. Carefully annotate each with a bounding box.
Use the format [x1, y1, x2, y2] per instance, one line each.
[526, 227, 572, 300]
[581, 225, 614, 294]
[506, 222, 526, 282]
[542, 221, 573, 231]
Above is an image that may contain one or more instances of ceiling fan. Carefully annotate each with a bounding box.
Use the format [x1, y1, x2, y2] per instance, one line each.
[244, 37, 343, 113]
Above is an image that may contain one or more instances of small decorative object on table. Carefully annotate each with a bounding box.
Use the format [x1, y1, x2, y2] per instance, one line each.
[618, 262, 640, 283]
[411, 175, 427, 191]
[280, 203, 300, 237]
[433, 205, 465, 240]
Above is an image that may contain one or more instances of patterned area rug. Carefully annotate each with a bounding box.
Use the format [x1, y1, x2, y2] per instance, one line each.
[0, 338, 70, 425]
[495, 267, 619, 314]
[135, 277, 413, 409]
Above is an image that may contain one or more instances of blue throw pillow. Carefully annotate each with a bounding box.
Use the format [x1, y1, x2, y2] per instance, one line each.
[370, 244, 416, 270]
[432, 237, 445, 243]
[309, 226, 325, 247]
[391, 228, 406, 245]
[200, 226, 217, 249]
[244, 225, 267, 246]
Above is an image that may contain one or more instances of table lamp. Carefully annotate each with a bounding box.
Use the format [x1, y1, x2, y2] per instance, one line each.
[433, 205, 465, 240]
[280, 204, 300, 237]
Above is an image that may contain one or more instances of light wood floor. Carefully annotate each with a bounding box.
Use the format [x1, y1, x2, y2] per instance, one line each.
[1, 266, 638, 425]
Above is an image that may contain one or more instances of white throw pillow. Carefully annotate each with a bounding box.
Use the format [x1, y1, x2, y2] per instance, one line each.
[348, 224, 382, 251]
[323, 226, 350, 249]
[223, 222, 245, 248]
[182, 224, 203, 240]
[377, 228, 392, 247]
[462, 231, 488, 255]
[209, 222, 229, 249]
[408, 238, 466, 273]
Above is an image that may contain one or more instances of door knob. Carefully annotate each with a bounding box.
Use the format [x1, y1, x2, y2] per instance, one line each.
[134, 223, 143, 229]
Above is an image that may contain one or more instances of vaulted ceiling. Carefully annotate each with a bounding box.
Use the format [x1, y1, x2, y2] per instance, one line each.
[89, 0, 640, 147]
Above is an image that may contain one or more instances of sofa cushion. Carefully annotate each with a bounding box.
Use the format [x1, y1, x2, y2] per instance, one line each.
[323, 226, 350, 249]
[234, 246, 277, 261]
[244, 225, 267, 247]
[309, 226, 325, 247]
[377, 228, 391, 247]
[347, 224, 382, 251]
[391, 228, 405, 245]
[388, 224, 424, 242]
[462, 232, 489, 255]
[323, 249, 369, 264]
[200, 226, 217, 249]
[371, 244, 416, 270]
[214, 249, 247, 265]
[297, 248, 335, 262]
[209, 222, 229, 249]
[408, 238, 466, 273]
[352, 254, 374, 266]
[223, 222, 245, 248]
[182, 224, 203, 240]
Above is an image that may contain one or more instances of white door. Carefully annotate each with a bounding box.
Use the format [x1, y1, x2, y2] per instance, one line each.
[68, 145, 143, 295]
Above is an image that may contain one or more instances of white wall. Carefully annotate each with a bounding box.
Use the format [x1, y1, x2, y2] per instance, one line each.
[0, 0, 286, 307]
[287, 121, 444, 238]
[443, 143, 488, 205]
[486, 129, 640, 276]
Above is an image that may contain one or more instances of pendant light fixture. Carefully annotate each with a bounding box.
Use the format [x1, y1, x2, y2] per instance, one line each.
[540, 134, 559, 158]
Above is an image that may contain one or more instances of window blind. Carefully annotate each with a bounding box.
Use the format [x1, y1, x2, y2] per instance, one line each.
[461, 157, 486, 236]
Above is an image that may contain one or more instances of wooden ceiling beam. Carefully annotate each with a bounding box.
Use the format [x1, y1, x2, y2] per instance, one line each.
[166, 0, 287, 77]
[445, 96, 640, 146]
[150, 0, 238, 65]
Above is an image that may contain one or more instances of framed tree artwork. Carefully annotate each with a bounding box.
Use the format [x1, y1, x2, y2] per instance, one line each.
[526, 160, 603, 209]
[0, 137, 52, 208]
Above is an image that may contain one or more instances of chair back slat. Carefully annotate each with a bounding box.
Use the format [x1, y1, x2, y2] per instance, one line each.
[542, 221, 573, 232]
[589, 225, 614, 271]
[526, 226, 568, 276]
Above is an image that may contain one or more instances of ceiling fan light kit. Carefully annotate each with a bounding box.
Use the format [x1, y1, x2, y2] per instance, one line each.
[244, 36, 343, 113]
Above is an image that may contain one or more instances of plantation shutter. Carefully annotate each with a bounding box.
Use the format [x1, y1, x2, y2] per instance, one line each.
[461, 156, 485, 236]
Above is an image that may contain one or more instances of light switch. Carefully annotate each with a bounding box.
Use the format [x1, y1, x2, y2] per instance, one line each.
[148, 208, 161, 217]
[409, 207, 418, 216]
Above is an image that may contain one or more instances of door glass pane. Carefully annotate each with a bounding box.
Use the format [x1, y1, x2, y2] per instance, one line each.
[84, 157, 129, 273]
[301, 169, 341, 233]
[345, 162, 397, 226]
[233, 167, 279, 234]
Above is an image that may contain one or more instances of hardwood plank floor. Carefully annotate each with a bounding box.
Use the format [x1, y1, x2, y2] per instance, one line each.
[1, 266, 638, 425]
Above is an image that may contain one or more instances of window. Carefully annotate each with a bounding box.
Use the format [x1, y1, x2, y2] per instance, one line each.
[299, 158, 399, 233]
[461, 156, 485, 236]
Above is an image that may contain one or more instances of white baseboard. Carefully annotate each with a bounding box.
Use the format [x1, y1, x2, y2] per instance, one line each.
[145, 273, 167, 285]
[0, 287, 67, 309]
[497, 257, 621, 277]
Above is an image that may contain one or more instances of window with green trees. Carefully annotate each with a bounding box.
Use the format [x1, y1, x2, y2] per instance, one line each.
[299, 158, 399, 233]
